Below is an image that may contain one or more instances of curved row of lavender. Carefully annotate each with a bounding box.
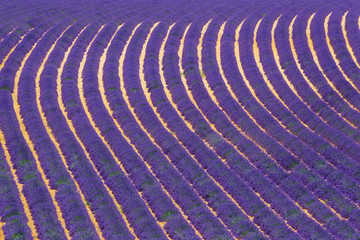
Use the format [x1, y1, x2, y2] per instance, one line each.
[0, 0, 360, 239]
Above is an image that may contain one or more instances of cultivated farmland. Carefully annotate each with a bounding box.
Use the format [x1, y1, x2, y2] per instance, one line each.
[1, 0, 360, 239]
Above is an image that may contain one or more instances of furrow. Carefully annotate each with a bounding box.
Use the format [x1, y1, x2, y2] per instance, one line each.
[119, 21, 235, 240]
[78, 23, 159, 239]
[13, 28, 71, 239]
[35, 25, 104, 239]
[56, 23, 136, 240]
[98, 22, 204, 240]
[306, 13, 360, 113]
[0, 127, 37, 239]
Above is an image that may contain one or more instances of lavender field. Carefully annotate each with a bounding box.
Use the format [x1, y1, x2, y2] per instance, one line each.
[1, 0, 360, 239]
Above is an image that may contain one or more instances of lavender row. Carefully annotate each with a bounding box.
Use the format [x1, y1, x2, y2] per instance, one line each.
[130, 15, 277, 240]
[83, 8, 206, 238]
[257, 7, 360, 166]
[104, 16, 236, 239]
[233, 8, 360, 196]
[245, 3, 356, 212]
[0, 13, 69, 239]
[328, 7, 360, 101]
[309, 8, 360, 111]
[345, 7, 360, 67]
[273, 6, 360, 157]
[84, 6, 202, 238]
[88, 28, 202, 240]
[238, 8, 360, 190]
[1, 1, 358, 240]
[153, 13, 305, 240]
[219, 9, 360, 228]
[253, 10, 360, 236]
[179, 7, 342, 239]
[292, 8, 360, 127]
[0, 2, 59, 39]
[0, 4, 70, 66]
[127, 8, 306, 239]
[104, 16, 238, 239]
[160, 7, 312, 239]
[39, 15, 145, 240]
[16, 9, 113, 239]
[0, 136, 33, 239]
[58, 9, 171, 238]
[271, 5, 360, 225]
[203, 3, 360, 233]
[144, 14, 270, 239]
[293, 19, 360, 130]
